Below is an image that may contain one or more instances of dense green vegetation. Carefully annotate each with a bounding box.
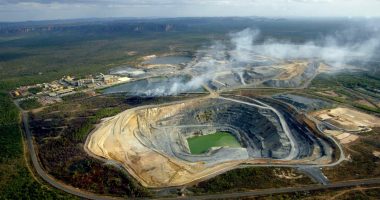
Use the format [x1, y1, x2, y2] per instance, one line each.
[28, 86, 43, 94]
[352, 103, 380, 114]
[0, 32, 213, 90]
[71, 107, 122, 142]
[0, 17, 354, 91]
[310, 72, 380, 113]
[323, 134, 380, 181]
[254, 185, 380, 200]
[61, 92, 88, 101]
[19, 98, 42, 110]
[0, 93, 22, 161]
[311, 72, 380, 90]
[187, 132, 241, 154]
[189, 167, 313, 194]
[0, 92, 73, 199]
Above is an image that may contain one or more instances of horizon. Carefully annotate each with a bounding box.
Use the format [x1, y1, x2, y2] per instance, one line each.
[1, 15, 380, 24]
[1, 0, 380, 22]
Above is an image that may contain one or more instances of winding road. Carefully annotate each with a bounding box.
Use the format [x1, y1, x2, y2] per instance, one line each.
[20, 111, 119, 200]
[160, 178, 380, 200]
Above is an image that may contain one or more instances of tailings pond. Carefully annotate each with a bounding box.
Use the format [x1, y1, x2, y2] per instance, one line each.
[103, 75, 205, 96]
[187, 132, 241, 154]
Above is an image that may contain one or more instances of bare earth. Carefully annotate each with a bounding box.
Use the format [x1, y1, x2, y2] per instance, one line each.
[313, 107, 380, 132]
[85, 100, 246, 188]
[275, 62, 308, 80]
[85, 97, 336, 188]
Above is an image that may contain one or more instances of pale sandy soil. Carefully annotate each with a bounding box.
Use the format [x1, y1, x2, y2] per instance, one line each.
[126, 51, 138, 56]
[85, 101, 246, 188]
[324, 130, 359, 145]
[273, 168, 304, 179]
[340, 135, 359, 144]
[318, 63, 331, 73]
[313, 107, 380, 132]
[373, 151, 380, 158]
[142, 54, 156, 60]
[316, 90, 340, 98]
[275, 62, 308, 80]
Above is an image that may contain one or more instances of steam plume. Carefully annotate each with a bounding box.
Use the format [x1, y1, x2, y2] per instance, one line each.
[126, 26, 380, 96]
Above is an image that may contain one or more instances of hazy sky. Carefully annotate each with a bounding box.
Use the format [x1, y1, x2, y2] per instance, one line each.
[1, 0, 380, 22]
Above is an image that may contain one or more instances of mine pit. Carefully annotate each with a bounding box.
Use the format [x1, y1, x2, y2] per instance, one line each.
[86, 96, 337, 187]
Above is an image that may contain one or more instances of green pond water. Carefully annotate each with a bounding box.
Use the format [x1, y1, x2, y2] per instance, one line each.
[187, 132, 241, 154]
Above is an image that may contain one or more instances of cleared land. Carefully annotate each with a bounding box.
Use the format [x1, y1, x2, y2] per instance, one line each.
[313, 107, 380, 132]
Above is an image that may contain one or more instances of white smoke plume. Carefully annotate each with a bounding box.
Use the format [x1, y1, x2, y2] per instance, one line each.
[120, 26, 380, 96]
[230, 28, 380, 68]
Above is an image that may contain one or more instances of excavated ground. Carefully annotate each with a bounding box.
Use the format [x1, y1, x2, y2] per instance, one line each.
[86, 96, 336, 188]
[199, 60, 321, 91]
[107, 55, 322, 96]
[313, 107, 380, 132]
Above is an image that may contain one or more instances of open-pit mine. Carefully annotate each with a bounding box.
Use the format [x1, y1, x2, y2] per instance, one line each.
[86, 93, 339, 187]
[86, 32, 346, 188]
